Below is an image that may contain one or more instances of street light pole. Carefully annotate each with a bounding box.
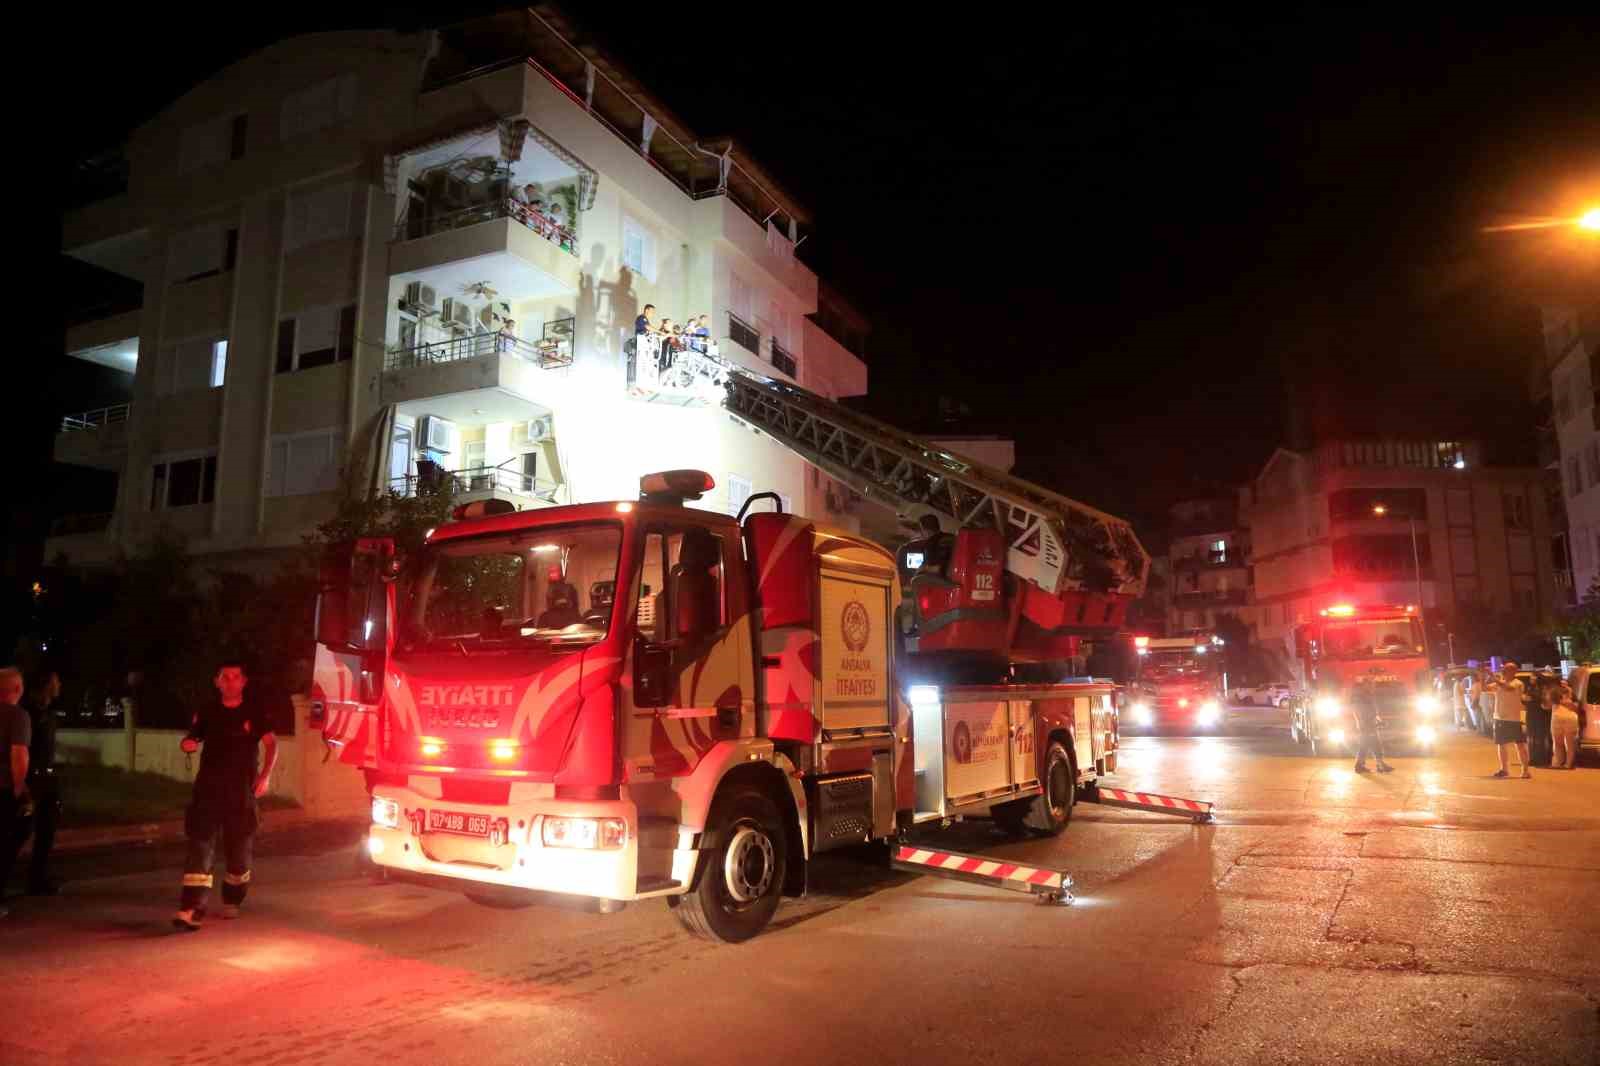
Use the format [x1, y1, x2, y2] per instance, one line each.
[1375, 503, 1431, 665]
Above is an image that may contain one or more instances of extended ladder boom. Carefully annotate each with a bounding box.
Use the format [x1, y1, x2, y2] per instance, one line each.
[722, 369, 1149, 599]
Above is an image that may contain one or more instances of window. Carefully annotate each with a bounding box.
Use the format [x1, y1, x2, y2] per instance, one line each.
[286, 183, 352, 252]
[463, 440, 486, 470]
[266, 428, 342, 497]
[1435, 441, 1465, 469]
[157, 336, 228, 395]
[167, 224, 238, 284]
[276, 304, 356, 373]
[1210, 539, 1228, 564]
[621, 216, 655, 281]
[1503, 491, 1530, 530]
[280, 74, 357, 141]
[634, 528, 728, 645]
[727, 474, 753, 518]
[728, 313, 760, 354]
[150, 453, 217, 510]
[1587, 442, 1600, 488]
[1570, 456, 1584, 499]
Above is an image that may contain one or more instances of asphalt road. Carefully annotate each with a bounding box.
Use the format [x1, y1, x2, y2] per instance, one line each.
[5, 709, 1598, 1066]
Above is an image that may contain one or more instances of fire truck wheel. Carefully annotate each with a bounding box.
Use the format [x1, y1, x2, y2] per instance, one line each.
[991, 798, 1030, 838]
[1023, 741, 1075, 835]
[671, 786, 787, 943]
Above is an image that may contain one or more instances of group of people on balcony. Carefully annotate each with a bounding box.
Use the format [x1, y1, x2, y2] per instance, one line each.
[509, 182, 574, 250]
[634, 304, 712, 371]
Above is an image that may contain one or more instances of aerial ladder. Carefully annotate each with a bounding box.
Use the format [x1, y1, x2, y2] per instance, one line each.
[718, 367, 1151, 664]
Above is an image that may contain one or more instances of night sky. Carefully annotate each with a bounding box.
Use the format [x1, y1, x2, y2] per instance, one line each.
[29, 4, 1600, 570]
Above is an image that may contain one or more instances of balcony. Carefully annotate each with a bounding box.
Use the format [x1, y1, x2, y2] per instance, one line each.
[382, 326, 570, 415]
[770, 341, 797, 379]
[1171, 552, 1239, 571]
[54, 404, 131, 470]
[389, 201, 581, 305]
[626, 334, 727, 406]
[391, 462, 562, 510]
[1172, 589, 1248, 607]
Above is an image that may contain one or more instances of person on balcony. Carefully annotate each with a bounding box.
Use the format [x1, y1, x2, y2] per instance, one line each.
[497, 318, 518, 355]
[689, 315, 711, 353]
[634, 304, 658, 337]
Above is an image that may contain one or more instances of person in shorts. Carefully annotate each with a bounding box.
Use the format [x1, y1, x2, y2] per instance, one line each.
[1483, 662, 1531, 779]
[1551, 681, 1581, 770]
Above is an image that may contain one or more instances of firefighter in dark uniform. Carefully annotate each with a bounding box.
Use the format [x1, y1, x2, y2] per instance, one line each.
[1351, 676, 1394, 774]
[172, 658, 277, 931]
[20, 669, 63, 894]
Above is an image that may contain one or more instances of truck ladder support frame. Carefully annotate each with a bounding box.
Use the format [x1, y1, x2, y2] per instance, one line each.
[1085, 786, 1214, 824]
[722, 368, 1149, 598]
[891, 844, 1074, 905]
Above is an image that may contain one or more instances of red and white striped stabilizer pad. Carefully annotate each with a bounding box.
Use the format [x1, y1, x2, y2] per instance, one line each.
[892, 846, 1072, 897]
[1091, 787, 1213, 820]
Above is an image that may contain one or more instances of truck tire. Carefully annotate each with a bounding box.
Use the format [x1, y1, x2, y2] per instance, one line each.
[1022, 741, 1075, 835]
[670, 785, 787, 943]
[991, 798, 1031, 837]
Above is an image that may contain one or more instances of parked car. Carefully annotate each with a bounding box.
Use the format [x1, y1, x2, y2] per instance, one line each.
[1555, 664, 1600, 761]
[1230, 681, 1294, 707]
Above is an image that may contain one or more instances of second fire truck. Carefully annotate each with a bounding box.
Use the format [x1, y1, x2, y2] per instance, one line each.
[1125, 634, 1226, 732]
[313, 367, 1149, 941]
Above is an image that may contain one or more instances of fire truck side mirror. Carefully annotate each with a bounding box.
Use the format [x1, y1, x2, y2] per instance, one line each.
[317, 541, 390, 654]
[633, 638, 673, 708]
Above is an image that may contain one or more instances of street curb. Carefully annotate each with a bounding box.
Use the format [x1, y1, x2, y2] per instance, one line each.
[36, 809, 366, 853]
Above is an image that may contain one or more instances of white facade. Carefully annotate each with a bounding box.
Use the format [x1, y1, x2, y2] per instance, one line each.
[1545, 305, 1600, 600]
[55, 18, 868, 565]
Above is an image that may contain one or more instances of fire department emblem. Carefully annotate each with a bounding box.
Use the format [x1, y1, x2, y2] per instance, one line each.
[841, 601, 871, 653]
[951, 721, 973, 764]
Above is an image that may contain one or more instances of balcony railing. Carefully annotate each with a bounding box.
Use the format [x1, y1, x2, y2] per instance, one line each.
[728, 313, 760, 354]
[396, 198, 577, 255]
[385, 322, 573, 372]
[770, 341, 797, 378]
[391, 462, 562, 503]
[49, 512, 113, 536]
[1172, 589, 1247, 607]
[60, 403, 130, 432]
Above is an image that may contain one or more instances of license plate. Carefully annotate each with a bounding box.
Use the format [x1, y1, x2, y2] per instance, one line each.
[427, 809, 491, 837]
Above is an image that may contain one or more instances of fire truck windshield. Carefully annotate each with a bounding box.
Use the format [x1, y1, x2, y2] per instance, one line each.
[400, 523, 621, 653]
[1140, 650, 1216, 681]
[1320, 618, 1423, 659]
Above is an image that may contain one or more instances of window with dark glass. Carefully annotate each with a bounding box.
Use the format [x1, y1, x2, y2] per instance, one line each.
[223, 227, 238, 272]
[229, 114, 248, 160]
[276, 319, 296, 373]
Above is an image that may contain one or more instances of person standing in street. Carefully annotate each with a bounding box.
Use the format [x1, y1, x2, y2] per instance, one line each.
[172, 658, 277, 932]
[0, 666, 32, 918]
[1351, 677, 1394, 774]
[1484, 662, 1531, 779]
[1551, 681, 1581, 770]
[1526, 672, 1555, 768]
[20, 669, 62, 895]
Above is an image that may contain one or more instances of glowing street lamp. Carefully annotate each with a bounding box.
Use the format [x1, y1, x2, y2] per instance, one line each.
[1580, 208, 1600, 233]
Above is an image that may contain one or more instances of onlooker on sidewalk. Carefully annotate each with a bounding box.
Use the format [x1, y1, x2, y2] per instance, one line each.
[1527, 671, 1556, 767]
[20, 669, 62, 895]
[1552, 681, 1581, 770]
[0, 666, 31, 918]
[172, 657, 278, 932]
[1452, 671, 1475, 732]
[1484, 662, 1531, 779]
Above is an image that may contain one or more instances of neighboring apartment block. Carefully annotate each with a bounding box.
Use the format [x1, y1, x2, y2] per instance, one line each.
[1243, 438, 1558, 657]
[54, 7, 868, 568]
[1540, 303, 1600, 600]
[1165, 497, 1249, 636]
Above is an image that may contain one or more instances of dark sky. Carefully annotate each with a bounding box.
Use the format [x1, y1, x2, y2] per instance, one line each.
[33, 3, 1600, 561]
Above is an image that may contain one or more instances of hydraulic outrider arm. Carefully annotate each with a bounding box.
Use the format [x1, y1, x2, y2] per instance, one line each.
[722, 368, 1150, 600]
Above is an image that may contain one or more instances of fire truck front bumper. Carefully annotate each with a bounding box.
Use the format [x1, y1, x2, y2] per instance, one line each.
[365, 785, 643, 902]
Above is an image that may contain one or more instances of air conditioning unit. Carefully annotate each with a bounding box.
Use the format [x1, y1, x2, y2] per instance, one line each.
[477, 305, 498, 331]
[441, 298, 473, 331]
[418, 415, 458, 455]
[403, 281, 438, 314]
[512, 417, 552, 445]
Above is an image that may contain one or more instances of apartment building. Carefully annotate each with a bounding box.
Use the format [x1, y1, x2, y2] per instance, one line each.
[1165, 496, 1249, 636]
[1539, 303, 1600, 600]
[54, 7, 867, 569]
[1243, 438, 1558, 657]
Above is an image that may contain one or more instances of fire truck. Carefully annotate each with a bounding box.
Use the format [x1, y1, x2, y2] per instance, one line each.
[312, 368, 1149, 941]
[1286, 603, 1442, 756]
[1124, 634, 1225, 732]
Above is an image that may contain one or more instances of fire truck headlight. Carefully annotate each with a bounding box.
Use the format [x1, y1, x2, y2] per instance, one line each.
[1131, 702, 1153, 726]
[1327, 728, 1347, 746]
[1196, 701, 1221, 727]
[367, 836, 385, 857]
[1315, 696, 1342, 720]
[541, 816, 627, 850]
[1416, 724, 1437, 745]
[1414, 694, 1440, 716]
[371, 796, 400, 829]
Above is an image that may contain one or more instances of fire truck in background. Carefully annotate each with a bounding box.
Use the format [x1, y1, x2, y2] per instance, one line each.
[1124, 634, 1226, 732]
[1287, 603, 1442, 756]
[312, 367, 1150, 941]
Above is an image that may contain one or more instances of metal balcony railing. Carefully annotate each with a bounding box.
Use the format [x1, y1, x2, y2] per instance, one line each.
[728, 313, 760, 354]
[60, 403, 130, 432]
[385, 322, 573, 372]
[770, 341, 797, 378]
[391, 462, 562, 503]
[396, 198, 577, 255]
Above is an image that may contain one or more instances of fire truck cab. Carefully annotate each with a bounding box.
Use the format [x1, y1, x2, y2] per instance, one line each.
[319, 470, 1122, 941]
[1124, 634, 1225, 732]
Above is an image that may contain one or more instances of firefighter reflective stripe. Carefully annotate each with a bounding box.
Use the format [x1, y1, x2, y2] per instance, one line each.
[182, 873, 214, 888]
[223, 871, 252, 886]
[892, 846, 1070, 894]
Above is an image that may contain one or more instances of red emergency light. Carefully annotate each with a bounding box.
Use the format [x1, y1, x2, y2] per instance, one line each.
[1133, 635, 1150, 648]
[640, 469, 715, 502]
[1323, 604, 1356, 617]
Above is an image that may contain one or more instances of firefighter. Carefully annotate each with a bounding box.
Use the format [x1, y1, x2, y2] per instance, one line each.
[172, 657, 277, 932]
[1351, 677, 1393, 774]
